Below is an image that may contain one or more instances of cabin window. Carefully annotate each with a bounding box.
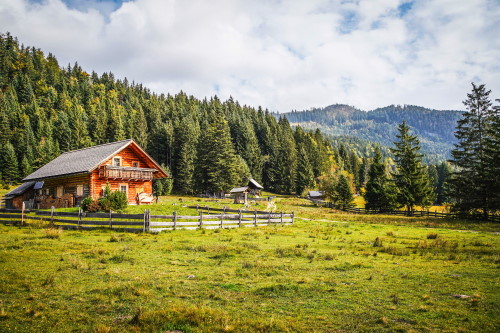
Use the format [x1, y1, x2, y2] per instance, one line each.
[119, 183, 128, 196]
[56, 186, 63, 198]
[132, 161, 139, 168]
[113, 156, 122, 166]
[76, 185, 84, 196]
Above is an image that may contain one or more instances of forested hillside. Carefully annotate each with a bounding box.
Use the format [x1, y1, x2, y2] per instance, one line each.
[283, 104, 463, 162]
[0, 33, 340, 195]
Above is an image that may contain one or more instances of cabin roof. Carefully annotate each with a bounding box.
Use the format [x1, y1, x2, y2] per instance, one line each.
[4, 181, 36, 198]
[22, 139, 168, 182]
[248, 178, 264, 189]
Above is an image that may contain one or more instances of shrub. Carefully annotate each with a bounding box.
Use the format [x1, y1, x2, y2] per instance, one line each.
[108, 190, 128, 212]
[81, 197, 100, 213]
[98, 196, 112, 212]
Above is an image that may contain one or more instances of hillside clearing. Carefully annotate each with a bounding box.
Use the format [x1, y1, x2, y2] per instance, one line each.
[0, 196, 498, 332]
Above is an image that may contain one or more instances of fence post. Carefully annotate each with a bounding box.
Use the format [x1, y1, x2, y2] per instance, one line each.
[143, 209, 147, 232]
[173, 211, 177, 230]
[220, 211, 224, 229]
[292, 212, 295, 224]
[254, 211, 257, 227]
[238, 209, 242, 227]
[147, 210, 150, 233]
[21, 202, 25, 226]
[280, 212, 283, 225]
[50, 206, 55, 225]
[199, 211, 203, 229]
[109, 210, 113, 228]
[268, 212, 271, 225]
[206, 205, 210, 214]
[78, 208, 82, 229]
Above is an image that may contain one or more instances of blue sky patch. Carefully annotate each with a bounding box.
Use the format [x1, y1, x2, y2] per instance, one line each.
[398, 1, 414, 17]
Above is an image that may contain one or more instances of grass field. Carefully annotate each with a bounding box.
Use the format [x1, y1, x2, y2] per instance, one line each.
[0, 188, 499, 332]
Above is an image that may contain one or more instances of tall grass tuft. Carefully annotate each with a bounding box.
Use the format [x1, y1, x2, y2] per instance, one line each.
[43, 228, 62, 239]
[373, 237, 383, 247]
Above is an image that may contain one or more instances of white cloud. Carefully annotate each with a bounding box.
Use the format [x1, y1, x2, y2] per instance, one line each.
[0, 0, 499, 112]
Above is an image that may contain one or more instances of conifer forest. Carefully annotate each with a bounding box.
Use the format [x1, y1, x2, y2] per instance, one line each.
[0, 32, 499, 218]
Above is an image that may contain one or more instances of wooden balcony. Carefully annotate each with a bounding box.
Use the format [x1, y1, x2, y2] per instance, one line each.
[99, 165, 157, 181]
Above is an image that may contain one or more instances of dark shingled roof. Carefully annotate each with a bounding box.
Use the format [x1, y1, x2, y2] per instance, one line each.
[248, 178, 263, 189]
[23, 139, 134, 181]
[230, 187, 249, 194]
[4, 181, 36, 198]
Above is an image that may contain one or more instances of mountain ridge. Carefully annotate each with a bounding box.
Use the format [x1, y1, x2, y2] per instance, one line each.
[282, 104, 463, 162]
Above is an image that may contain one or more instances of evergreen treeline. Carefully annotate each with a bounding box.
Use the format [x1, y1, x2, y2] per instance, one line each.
[0, 33, 339, 195]
[282, 103, 463, 163]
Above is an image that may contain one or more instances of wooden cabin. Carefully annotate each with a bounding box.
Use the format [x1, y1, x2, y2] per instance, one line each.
[8, 139, 168, 209]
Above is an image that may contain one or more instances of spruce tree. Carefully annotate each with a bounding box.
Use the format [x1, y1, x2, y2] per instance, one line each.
[336, 174, 354, 210]
[295, 146, 315, 196]
[391, 121, 435, 214]
[0, 142, 19, 183]
[195, 112, 239, 194]
[365, 146, 396, 212]
[449, 83, 499, 217]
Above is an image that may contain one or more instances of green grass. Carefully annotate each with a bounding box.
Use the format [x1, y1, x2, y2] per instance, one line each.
[0, 194, 499, 332]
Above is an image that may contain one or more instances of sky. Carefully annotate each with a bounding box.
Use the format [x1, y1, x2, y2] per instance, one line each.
[0, 0, 499, 112]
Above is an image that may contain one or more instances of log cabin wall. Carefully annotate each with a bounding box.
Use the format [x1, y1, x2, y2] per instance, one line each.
[40, 174, 91, 206]
[90, 168, 152, 204]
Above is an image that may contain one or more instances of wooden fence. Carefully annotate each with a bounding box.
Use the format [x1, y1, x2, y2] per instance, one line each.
[314, 201, 500, 222]
[0, 206, 294, 232]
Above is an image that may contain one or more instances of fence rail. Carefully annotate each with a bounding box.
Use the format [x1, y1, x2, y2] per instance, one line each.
[314, 201, 500, 222]
[0, 205, 294, 232]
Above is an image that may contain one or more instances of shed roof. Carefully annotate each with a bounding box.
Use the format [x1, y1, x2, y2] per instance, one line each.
[22, 139, 168, 182]
[308, 191, 325, 198]
[229, 186, 249, 194]
[4, 181, 36, 198]
[248, 178, 264, 189]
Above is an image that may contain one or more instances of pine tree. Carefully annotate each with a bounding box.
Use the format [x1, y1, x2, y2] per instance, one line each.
[336, 173, 354, 210]
[195, 112, 239, 194]
[365, 146, 396, 212]
[20, 155, 32, 178]
[436, 162, 451, 205]
[484, 100, 500, 212]
[295, 146, 315, 196]
[173, 116, 198, 194]
[391, 121, 435, 214]
[449, 83, 499, 217]
[0, 142, 19, 183]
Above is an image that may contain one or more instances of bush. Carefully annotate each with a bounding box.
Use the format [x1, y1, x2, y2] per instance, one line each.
[98, 196, 112, 212]
[81, 197, 100, 213]
[81, 186, 128, 213]
[108, 190, 128, 212]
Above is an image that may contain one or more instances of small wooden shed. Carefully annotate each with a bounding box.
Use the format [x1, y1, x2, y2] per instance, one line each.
[248, 178, 264, 196]
[229, 187, 250, 204]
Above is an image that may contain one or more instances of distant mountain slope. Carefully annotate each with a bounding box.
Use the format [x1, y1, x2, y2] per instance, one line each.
[283, 104, 463, 162]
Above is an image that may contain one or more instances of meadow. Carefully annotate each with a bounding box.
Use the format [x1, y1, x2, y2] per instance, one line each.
[0, 191, 499, 332]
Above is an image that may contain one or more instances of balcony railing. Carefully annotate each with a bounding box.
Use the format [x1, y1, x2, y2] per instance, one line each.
[99, 165, 156, 181]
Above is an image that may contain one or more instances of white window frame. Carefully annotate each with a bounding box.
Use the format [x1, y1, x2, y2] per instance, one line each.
[112, 156, 122, 167]
[119, 183, 128, 195]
